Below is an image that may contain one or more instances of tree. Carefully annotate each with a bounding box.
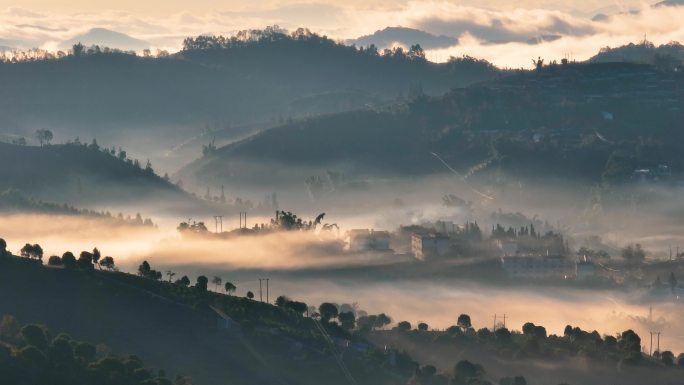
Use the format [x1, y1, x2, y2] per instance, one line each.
[0, 238, 8, 257]
[99, 256, 115, 270]
[211, 276, 222, 291]
[47, 255, 62, 266]
[286, 301, 308, 315]
[397, 321, 412, 332]
[138, 261, 151, 277]
[72, 42, 84, 57]
[246, 291, 254, 300]
[457, 314, 472, 331]
[417, 322, 428, 331]
[318, 303, 339, 322]
[175, 275, 190, 286]
[78, 251, 93, 269]
[661, 350, 675, 366]
[62, 252, 77, 268]
[338, 312, 356, 330]
[452, 360, 484, 385]
[276, 296, 290, 307]
[21, 324, 47, 350]
[91, 248, 101, 265]
[166, 271, 176, 282]
[20, 243, 43, 260]
[224, 282, 236, 295]
[34, 129, 53, 146]
[195, 276, 208, 291]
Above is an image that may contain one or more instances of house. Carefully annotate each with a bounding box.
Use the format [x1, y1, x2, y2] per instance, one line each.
[346, 229, 391, 252]
[412, 233, 450, 261]
[501, 255, 573, 279]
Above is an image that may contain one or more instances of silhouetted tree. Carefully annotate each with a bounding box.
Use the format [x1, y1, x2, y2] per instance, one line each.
[34, 129, 53, 146]
[175, 275, 190, 287]
[62, 252, 77, 268]
[224, 281, 236, 295]
[338, 311, 356, 330]
[138, 261, 151, 277]
[417, 322, 428, 331]
[318, 303, 339, 322]
[211, 276, 222, 291]
[99, 256, 115, 270]
[397, 321, 412, 332]
[47, 255, 62, 266]
[21, 324, 47, 350]
[246, 291, 255, 300]
[195, 276, 208, 292]
[457, 314, 472, 331]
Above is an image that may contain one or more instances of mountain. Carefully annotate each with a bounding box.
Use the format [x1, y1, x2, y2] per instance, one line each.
[177, 61, 684, 190]
[0, 29, 498, 171]
[0, 142, 188, 207]
[60, 28, 150, 51]
[348, 27, 458, 49]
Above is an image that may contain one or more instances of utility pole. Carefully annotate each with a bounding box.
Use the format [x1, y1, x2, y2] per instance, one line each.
[266, 278, 270, 303]
[239, 212, 248, 229]
[213, 215, 223, 233]
[493, 314, 497, 331]
[503, 314, 507, 329]
[258, 279, 263, 302]
[657, 332, 661, 355]
[650, 331, 654, 356]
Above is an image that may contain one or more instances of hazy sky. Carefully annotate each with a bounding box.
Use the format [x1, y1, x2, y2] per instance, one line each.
[1, 1, 682, 68]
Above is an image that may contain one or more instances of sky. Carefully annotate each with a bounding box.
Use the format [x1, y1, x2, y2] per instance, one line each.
[1, 0, 683, 68]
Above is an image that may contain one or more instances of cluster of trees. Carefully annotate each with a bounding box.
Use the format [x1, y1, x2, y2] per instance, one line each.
[409, 359, 528, 385]
[136, 260, 239, 296]
[0, 188, 155, 227]
[1, 238, 116, 271]
[182, 26, 428, 62]
[0, 315, 180, 385]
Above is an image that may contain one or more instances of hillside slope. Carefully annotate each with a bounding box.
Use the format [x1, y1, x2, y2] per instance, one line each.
[178, 61, 684, 189]
[0, 142, 188, 206]
[0, 254, 413, 385]
[0, 28, 499, 166]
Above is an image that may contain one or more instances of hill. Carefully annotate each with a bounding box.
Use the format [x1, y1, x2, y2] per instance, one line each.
[178, 61, 684, 190]
[590, 41, 684, 68]
[348, 27, 458, 50]
[0, 28, 499, 168]
[0, 315, 175, 385]
[60, 28, 150, 51]
[0, 141, 188, 207]
[0, 249, 417, 385]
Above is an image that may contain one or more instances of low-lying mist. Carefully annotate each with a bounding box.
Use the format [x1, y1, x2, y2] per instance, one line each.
[3, 173, 684, 357]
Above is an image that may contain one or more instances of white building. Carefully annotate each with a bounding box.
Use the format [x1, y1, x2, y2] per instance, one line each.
[346, 229, 391, 252]
[412, 233, 450, 261]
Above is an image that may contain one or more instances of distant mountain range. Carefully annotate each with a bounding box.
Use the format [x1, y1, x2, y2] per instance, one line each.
[60, 28, 150, 51]
[348, 27, 458, 49]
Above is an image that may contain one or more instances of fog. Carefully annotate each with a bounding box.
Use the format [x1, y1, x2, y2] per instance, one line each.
[3, 177, 684, 357]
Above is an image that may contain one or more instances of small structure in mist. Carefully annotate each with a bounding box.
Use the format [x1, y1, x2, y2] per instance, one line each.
[346, 229, 391, 252]
[411, 233, 450, 261]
